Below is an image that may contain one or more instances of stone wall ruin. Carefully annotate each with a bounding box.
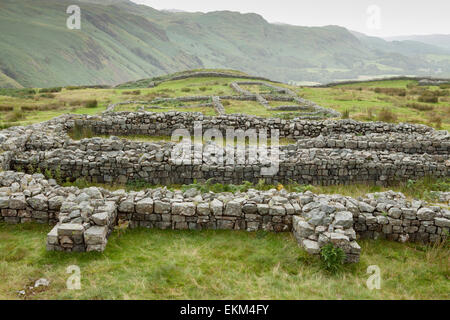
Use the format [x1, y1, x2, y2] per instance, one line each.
[0, 108, 448, 262]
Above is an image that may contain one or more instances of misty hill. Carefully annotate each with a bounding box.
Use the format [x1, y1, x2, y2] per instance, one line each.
[1, 0, 450, 88]
[386, 34, 450, 51]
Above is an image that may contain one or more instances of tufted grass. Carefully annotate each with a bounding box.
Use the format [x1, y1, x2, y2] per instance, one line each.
[0, 223, 448, 300]
[58, 176, 450, 204]
[298, 82, 450, 130]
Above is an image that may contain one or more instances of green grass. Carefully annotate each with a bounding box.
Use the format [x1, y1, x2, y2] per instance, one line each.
[0, 76, 281, 126]
[223, 100, 308, 118]
[299, 83, 450, 130]
[57, 176, 450, 204]
[1, 75, 448, 129]
[309, 177, 450, 202]
[1, 74, 449, 300]
[145, 106, 217, 116]
[68, 133, 297, 147]
[0, 223, 448, 300]
[335, 79, 418, 89]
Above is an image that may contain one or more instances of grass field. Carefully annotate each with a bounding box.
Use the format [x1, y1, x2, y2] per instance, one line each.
[0, 76, 449, 129]
[299, 79, 450, 130]
[0, 223, 448, 300]
[0, 74, 449, 300]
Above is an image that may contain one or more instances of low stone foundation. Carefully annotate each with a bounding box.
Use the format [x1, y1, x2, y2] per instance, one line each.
[0, 171, 448, 263]
[0, 106, 448, 262]
[2, 113, 448, 187]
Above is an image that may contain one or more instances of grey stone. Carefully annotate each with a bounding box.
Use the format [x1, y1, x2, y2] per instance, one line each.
[293, 216, 314, 238]
[210, 199, 223, 216]
[306, 209, 325, 226]
[225, 200, 243, 217]
[118, 198, 135, 213]
[57, 223, 84, 236]
[0, 197, 9, 209]
[9, 194, 26, 210]
[48, 196, 64, 211]
[92, 212, 109, 226]
[84, 226, 108, 245]
[154, 200, 171, 214]
[197, 202, 210, 215]
[434, 218, 450, 228]
[136, 198, 153, 214]
[172, 202, 196, 216]
[388, 207, 402, 219]
[85, 187, 103, 199]
[302, 239, 320, 254]
[417, 208, 435, 220]
[358, 201, 375, 213]
[334, 211, 353, 228]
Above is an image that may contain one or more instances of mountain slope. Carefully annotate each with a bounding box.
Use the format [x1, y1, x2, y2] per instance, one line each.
[1, 0, 450, 87]
[386, 34, 450, 51]
[0, 0, 202, 87]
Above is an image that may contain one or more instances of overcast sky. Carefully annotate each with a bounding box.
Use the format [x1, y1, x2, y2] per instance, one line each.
[131, 0, 450, 37]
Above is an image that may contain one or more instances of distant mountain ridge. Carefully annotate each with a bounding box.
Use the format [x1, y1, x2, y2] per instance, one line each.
[385, 34, 450, 51]
[1, 0, 450, 88]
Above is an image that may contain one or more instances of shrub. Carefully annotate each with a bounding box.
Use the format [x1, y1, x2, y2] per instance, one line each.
[428, 114, 442, 129]
[65, 86, 82, 90]
[40, 104, 61, 111]
[418, 95, 438, 103]
[181, 88, 191, 92]
[125, 179, 155, 192]
[405, 103, 434, 111]
[199, 86, 208, 92]
[0, 105, 14, 112]
[341, 109, 350, 119]
[377, 108, 397, 123]
[22, 104, 61, 112]
[320, 243, 346, 274]
[374, 87, 406, 97]
[3, 110, 25, 122]
[68, 100, 83, 106]
[40, 93, 56, 99]
[20, 105, 38, 112]
[63, 177, 91, 189]
[39, 87, 62, 93]
[366, 107, 375, 120]
[122, 90, 141, 95]
[0, 88, 36, 98]
[84, 100, 98, 108]
[0, 123, 13, 129]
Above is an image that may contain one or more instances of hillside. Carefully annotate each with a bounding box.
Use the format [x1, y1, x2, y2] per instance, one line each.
[386, 34, 450, 51]
[2, 0, 450, 87]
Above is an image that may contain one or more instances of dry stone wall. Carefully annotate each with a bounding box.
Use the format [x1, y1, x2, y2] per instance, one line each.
[1, 113, 448, 187]
[79, 112, 433, 138]
[0, 171, 448, 263]
[0, 110, 449, 261]
[230, 81, 341, 119]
